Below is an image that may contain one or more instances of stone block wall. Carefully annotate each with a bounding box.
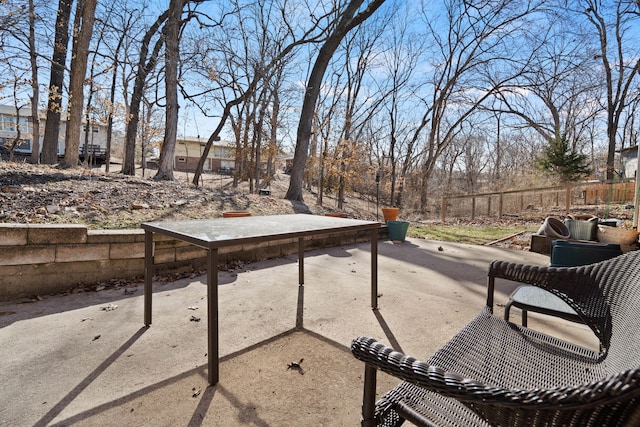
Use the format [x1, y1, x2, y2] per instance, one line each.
[0, 223, 384, 301]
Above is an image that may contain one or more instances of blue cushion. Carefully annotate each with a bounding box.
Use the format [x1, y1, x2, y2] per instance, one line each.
[550, 240, 622, 267]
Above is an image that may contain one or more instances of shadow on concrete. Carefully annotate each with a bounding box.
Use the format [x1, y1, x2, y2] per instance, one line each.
[42, 275, 358, 427]
[374, 239, 539, 306]
[214, 385, 271, 427]
[35, 327, 149, 427]
[44, 325, 353, 427]
[373, 309, 404, 354]
[46, 364, 208, 427]
[0, 259, 293, 328]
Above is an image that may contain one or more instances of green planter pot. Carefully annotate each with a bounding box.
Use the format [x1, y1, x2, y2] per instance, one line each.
[387, 220, 410, 242]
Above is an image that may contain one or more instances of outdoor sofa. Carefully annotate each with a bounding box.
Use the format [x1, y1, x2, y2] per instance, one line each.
[351, 251, 640, 426]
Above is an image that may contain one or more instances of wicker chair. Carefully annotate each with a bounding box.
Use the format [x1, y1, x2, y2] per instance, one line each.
[351, 251, 640, 426]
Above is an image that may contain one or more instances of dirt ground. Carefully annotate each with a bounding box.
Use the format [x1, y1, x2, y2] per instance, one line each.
[1, 160, 634, 252]
[0, 162, 381, 229]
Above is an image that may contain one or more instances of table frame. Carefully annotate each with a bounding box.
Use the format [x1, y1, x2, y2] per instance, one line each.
[142, 214, 380, 385]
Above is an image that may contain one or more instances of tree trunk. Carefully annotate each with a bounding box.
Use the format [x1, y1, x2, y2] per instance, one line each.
[28, 0, 40, 164]
[252, 94, 269, 191]
[42, 0, 73, 164]
[105, 34, 124, 172]
[62, 0, 97, 168]
[267, 89, 280, 179]
[285, 0, 386, 202]
[121, 10, 170, 175]
[155, 0, 181, 181]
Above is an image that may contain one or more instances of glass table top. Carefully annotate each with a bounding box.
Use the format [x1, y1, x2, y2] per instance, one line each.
[142, 214, 380, 247]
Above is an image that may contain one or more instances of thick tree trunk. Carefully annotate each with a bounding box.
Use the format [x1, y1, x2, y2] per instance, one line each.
[62, 0, 97, 168]
[155, 0, 181, 181]
[42, 0, 73, 164]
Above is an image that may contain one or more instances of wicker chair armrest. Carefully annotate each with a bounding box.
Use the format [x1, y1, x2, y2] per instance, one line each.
[488, 260, 613, 344]
[352, 336, 640, 410]
[490, 260, 598, 310]
[488, 260, 588, 289]
[352, 336, 491, 401]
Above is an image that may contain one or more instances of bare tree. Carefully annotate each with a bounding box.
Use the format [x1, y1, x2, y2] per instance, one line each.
[580, 0, 640, 180]
[154, 0, 181, 180]
[188, 0, 331, 186]
[42, 0, 73, 164]
[121, 8, 170, 175]
[314, 70, 346, 205]
[61, 0, 97, 168]
[412, 0, 542, 212]
[285, 0, 386, 203]
[491, 28, 601, 154]
[28, 0, 41, 164]
[99, 0, 138, 171]
[5, 75, 30, 161]
[378, 9, 424, 208]
[332, 17, 388, 209]
[0, 0, 45, 163]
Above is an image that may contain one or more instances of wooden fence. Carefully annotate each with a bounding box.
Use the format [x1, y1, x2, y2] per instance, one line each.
[441, 180, 637, 222]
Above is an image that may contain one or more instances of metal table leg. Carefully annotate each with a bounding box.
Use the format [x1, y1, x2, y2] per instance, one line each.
[298, 237, 304, 285]
[144, 230, 153, 326]
[371, 229, 378, 309]
[208, 248, 219, 385]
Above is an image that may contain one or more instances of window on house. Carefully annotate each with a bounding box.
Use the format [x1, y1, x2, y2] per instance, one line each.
[213, 147, 231, 158]
[15, 139, 31, 151]
[18, 117, 30, 133]
[2, 115, 16, 132]
[177, 157, 186, 162]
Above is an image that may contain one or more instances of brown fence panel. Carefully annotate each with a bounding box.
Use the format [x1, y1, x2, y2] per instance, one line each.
[585, 183, 635, 204]
[442, 180, 636, 222]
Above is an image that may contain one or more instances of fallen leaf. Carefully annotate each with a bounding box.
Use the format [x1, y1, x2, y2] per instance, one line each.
[100, 303, 118, 311]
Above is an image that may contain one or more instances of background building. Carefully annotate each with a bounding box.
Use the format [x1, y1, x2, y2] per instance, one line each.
[0, 104, 107, 162]
[174, 136, 235, 173]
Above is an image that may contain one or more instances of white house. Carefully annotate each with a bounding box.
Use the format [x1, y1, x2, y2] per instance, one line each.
[0, 104, 108, 162]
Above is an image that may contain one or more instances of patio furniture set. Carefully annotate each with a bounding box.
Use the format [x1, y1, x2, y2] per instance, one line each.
[141, 214, 640, 426]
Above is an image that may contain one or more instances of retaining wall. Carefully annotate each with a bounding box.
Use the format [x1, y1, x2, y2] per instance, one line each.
[0, 223, 385, 301]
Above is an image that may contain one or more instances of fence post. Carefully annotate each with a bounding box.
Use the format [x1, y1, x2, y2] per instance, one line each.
[498, 193, 503, 219]
[441, 197, 446, 223]
[471, 197, 476, 220]
[487, 196, 491, 216]
[566, 184, 571, 215]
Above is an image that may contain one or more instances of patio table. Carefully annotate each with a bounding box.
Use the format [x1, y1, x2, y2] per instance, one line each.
[141, 214, 381, 384]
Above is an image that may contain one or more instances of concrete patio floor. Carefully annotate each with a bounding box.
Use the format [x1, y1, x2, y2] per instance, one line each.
[0, 238, 599, 426]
